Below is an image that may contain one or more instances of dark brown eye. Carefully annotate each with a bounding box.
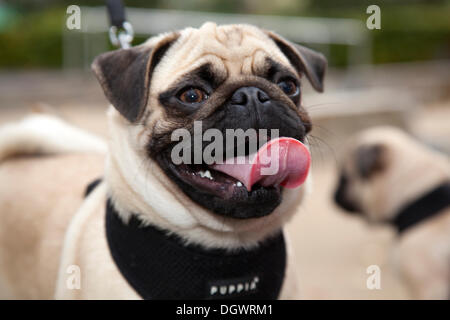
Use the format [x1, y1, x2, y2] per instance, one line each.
[277, 80, 298, 96]
[178, 88, 208, 104]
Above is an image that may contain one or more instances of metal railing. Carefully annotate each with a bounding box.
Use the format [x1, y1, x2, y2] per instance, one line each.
[63, 7, 371, 70]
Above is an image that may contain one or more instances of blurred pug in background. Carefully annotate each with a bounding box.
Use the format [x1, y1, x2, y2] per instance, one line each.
[334, 126, 450, 299]
[0, 23, 326, 299]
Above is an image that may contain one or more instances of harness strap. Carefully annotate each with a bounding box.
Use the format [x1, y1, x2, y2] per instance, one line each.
[391, 182, 450, 234]
[105, 199, 287, 299]
[82, 179, 287, 299]
[84, 178, 102, 197]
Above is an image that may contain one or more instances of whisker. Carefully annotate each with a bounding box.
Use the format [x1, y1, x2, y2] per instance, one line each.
[303, 102, 341, 112]
[307, 134, 338, 167]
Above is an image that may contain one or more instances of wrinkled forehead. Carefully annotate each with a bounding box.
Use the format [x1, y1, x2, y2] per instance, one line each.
[151, 23, 293, 91]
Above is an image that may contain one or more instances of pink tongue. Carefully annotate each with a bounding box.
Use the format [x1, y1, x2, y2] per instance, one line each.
[211, 137, 311, 191]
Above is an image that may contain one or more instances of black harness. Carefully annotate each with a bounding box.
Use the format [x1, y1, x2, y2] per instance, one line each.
[391, 182, 450, 234]
[104, 200, 286, 300]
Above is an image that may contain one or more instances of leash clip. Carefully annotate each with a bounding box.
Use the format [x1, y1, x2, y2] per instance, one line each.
[109, 21, 134, 49]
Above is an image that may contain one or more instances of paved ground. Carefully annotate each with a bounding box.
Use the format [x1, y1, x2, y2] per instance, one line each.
[0, 64, 448, 299]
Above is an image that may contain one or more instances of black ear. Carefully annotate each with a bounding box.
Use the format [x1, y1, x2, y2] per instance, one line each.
[91, 33, 179, 122]
[356, 144, 386, 179]
[267, 31, 327, 92]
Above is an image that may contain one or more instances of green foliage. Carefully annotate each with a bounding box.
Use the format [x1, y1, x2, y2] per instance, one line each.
[307, 3, 450, 65]
[0, 8, 64, 68]
[371, 4, 450, 63]
[0, 2, 448, 69]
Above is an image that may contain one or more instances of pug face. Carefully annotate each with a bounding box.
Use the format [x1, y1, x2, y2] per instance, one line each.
[334, 142, 388, 220]
[333, 126, 449, 224]
[93, 23, 326, 220]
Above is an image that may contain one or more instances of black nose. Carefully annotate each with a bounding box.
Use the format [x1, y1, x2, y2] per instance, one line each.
[334, 174, 361, 213]
[230, 87, 270, 106]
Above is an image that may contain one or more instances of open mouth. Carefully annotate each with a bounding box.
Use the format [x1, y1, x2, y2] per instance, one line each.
[161, 155, 283, 219]
[156, 137, 311, 219]
[167, 161, 270, 199]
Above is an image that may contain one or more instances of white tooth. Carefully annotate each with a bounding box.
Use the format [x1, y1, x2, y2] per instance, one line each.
[204, 170, 213, 180]
[199, 170, 205, 177]
[236, 181, 243, 187]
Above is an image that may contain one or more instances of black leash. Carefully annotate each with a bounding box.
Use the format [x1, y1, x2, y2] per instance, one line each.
[106, 0, 134, 49]
[391, 182, 450, 234]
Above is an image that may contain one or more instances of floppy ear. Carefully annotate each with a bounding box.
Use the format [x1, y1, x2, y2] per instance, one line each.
[356, 144, 386, 179]
[266, 31, 327, 92]
[91, 33, 179, 122]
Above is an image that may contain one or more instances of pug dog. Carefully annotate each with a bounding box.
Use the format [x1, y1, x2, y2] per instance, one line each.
[0, 22, 326, 299]
[334, 126, 450, 299]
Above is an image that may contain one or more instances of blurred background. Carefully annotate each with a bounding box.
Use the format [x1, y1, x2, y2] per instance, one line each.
[0, 0, 449, 299]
